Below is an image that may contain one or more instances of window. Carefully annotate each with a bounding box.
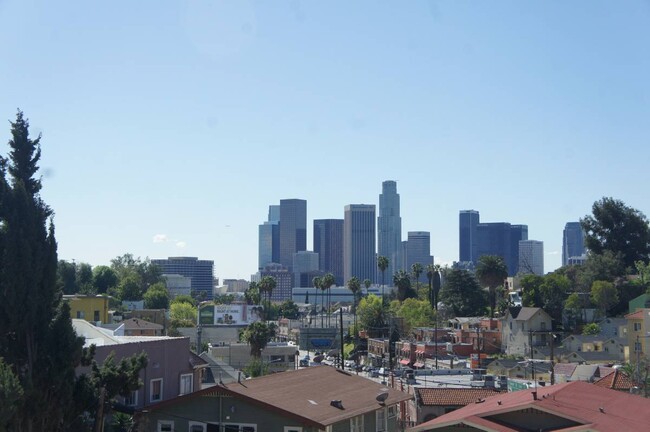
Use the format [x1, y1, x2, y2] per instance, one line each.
[189, 422, 207, 432]
[540, 322, 546, 330]
[221, 425, 256, 432]
[284, 428, 302, 432]
[180, 373, 193, 395]
[388, 405, 397, 419]
[157, 420, 173, 432]
[150, 378, 163, 402]
[634, 323, 642, 331]
[124, 390, 138, 407]
[350, 415, 364, 432]
[94, 310, 100, 322]
[376, 409, 387, 432]
[77, 311, 85, 319]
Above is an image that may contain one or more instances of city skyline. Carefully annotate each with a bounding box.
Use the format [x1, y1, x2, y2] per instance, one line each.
[2, 1, 648, 280]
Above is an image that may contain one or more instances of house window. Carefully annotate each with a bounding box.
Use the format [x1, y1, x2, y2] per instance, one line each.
[157, 421, 173, 432]
[222, 425, 256, 432]
[284, 428, 302, 432]
[189, 422, 207, 432]
[180, 373, 193, 395]
[124, 390, 138, 407]
[94, 310, 100, 322]
[541, 322, 546, 330]
[77, 311, 85, 319]
[376, 409, 387, 432]
[350, 415, 364, 432]
[388, 405, 397, 419]
[150, 378, 163, 402]
[634, 323, 642, 331]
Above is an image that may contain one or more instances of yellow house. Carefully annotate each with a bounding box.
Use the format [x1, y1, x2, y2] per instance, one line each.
[63, 295, 110, 324]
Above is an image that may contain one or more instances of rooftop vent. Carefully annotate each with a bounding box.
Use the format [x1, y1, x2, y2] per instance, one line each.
[330, 400, 344, 410]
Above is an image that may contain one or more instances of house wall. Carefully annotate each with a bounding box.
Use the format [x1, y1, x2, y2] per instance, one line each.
[65, 296, 110, 324]
[80, 337, 197, 409]
[502, 310, 552, 356]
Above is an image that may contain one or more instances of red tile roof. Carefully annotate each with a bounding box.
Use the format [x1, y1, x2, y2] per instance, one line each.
[594, 369, 635, 391]
[625, 310, 644, 320]
[416, 388, 505, 406]
[408, 381, 650, 432]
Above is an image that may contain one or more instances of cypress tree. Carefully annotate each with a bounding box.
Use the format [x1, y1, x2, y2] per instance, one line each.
[0, 111, 85, 431]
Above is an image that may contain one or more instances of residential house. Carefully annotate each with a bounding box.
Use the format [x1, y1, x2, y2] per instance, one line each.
[594, 369, 636, 392]
[501, 307, 552, 356]
[598, 317, 627, 339]
[136, 365, 412, 432]
[626, 308, 650, 363]
[64, 294, 111, 324]
[116, 318, 164, 336]
[408, 381, 650, 432]
[561, 334, 627, 362]
[72, 319, 206, 410]
[413, 388, 505, 424]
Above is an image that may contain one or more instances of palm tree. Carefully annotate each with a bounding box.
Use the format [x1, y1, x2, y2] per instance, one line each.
[426, 264, 436, 309]
[393, 270, 412, 302]
[377, 256, 389, 305]
[475, 255, 508, 319]
[411, 262, 423, 293]
[363, 278, 371, 296]
[347, 277, 361, 371]
[321, 273, 335, 327]
[312, 276, 322, 327]
[258, 276, 277, 322]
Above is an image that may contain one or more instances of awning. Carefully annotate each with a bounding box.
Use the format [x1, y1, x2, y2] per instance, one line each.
[416, 348, 425, 354]
[400, 359, 410, 365]
[414, 362, 424, 368]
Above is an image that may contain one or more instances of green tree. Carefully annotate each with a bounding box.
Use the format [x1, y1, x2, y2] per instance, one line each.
[0, 111, 88, 431]
[377, 256, 389, 305]
[258, 276, 276, 321]
[395, 298, 435, 334]
[411, 262, 423, 292]
[590, 280, 619, 316]
[475, 255, 508, 318]
[244, 281, 261, 305]
[519, 274, 544, 307]
[92, 265, 118, 294]
[393, 270, 415, 302]
[171, 294, 196, 306]
[320, 273, 335, 326]
[311, 276, 321, 322]
[582, 323, 601, 335]
[357, 295, 386, 338]
[169, 302, 197, 328]
[110, 253, 164, 296]
[581, 197, 650, 269]
[241, 321, 277, 357]
[143, 282, 169, 309]
[57, 260, 79, 295]
[117, 274, 142, 301]
[277, 300, 299, 319]
[539, 273, 571, 323]
[439, 268, 488, 317]
[0, 357, 23, 432]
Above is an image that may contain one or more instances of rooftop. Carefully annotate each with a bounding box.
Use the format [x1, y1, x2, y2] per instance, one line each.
[416, 388, 505, 407]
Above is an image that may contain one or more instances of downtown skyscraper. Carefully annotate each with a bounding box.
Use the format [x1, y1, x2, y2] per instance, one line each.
[314, 219, 344, 286]
[258, 205, 280, 269]
[378, 180, 402, 278]
[563, 222, 585, 266]
[344, 204, 376, 283]
[405, 231, 433, 282]
[279, 199, 307, 272]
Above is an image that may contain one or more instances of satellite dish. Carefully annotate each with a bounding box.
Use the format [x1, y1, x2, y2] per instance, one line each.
[376, 392, 389, 404]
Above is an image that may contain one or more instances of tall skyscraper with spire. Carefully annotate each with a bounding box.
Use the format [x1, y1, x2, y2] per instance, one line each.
[378, 180, 402, 279]
[563, 222, 585, 266]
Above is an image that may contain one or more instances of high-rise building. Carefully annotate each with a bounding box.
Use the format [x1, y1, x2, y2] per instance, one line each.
[344, 204, 376, 283]
[459, 210, 480, 264]
[313, 219, 344, 286]
[563, 222, 585, 266]
[460, 210, 528, 276]
[405, 231, 434, 282]
[258, 205, 280, 270]
[378, 180, 403, 278]
[293, 251, 321, 288]
[151, 257, 214, 299]
[254, 263, 293, 302]
[279, 199, 307, 271]
[519, 240, 544, 275]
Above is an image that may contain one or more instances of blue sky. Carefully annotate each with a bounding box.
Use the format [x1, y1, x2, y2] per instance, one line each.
[1, 1, 649, 280]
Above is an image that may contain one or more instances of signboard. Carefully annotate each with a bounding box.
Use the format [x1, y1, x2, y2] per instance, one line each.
[199, 305, 215, 325]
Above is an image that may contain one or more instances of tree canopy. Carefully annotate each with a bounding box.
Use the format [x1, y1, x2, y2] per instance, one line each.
[476, 255, 508, 318]
[439, 268, 487, 317]
[581, 197, 650, 269]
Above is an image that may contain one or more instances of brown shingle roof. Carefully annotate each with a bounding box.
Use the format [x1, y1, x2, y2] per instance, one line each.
[416, 388, 505, 407]
[594, 369, 635, 391]
[122, 318, 163, 330]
